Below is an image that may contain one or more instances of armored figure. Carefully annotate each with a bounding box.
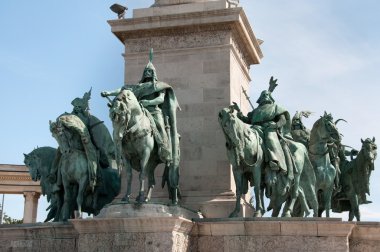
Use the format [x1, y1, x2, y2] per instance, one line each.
[236, 78, 292, 175]
[101, 50, 180, 166]
[71, 88, 115, 169]
[291, 111, 312, 147]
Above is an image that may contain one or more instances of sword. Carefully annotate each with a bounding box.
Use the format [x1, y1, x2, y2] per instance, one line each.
[242, 87, 254, 110]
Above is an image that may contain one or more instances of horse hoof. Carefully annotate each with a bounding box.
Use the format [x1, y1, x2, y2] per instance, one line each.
[254, 211, 263, 218]
[283, 211, 291, 218]
[121, 197, 130, 203]
[135, 195, 145, 203]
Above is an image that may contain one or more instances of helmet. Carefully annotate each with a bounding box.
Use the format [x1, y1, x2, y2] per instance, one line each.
[256, 90, 275, 104]
[140, 49, 158, 83]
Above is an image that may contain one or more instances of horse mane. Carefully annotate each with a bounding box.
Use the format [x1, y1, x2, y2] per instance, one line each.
[309, 117, 323, 145]
[26, 147, 57, 199]
[29, 146, 57, 175]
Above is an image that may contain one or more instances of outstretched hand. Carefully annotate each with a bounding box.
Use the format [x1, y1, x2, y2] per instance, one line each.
[231, 102, 240, 112]
[101, 91, 108, 97]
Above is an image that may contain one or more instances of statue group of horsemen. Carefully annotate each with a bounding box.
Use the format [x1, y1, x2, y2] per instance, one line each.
[24, 50, 376, 222]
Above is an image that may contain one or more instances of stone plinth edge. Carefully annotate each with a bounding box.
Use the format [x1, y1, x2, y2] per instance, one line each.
[70, 216, 194, 234]
[192, 218, 354, 237]
[95, 202, 202, 219]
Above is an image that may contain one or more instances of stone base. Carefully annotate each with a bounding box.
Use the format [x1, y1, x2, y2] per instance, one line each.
[96, 202, 202, 219]
[71, 217, 194, 252]
[2, 218, 380, 251]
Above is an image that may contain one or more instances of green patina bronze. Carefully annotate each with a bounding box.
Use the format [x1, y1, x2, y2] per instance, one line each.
[224, 76, 376, 221]
[222, 77, 318, 218]
[24, 90, 120, 222]
[308, 112, 341, 217]
[291, 111, 312, 147]
[101, 49, 181, 205]
[332, 137, 377, 221]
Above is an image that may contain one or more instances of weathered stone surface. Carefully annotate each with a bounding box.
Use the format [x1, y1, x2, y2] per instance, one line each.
[96, 203, 202, 219]
[0, 222, 77, 252]
[3, 219, 380, 251]
[108, 3, 263, 217]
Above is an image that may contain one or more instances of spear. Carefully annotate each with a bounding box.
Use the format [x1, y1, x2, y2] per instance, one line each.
[241, 87, 254, 110]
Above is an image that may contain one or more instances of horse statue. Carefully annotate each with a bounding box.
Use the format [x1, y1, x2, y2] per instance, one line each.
[24, 147, 62, 222]
[332, 137, 377, 221]
[308, 112, 341, 217]
[49, 114, 120, 221]
[108, 89, 180, 204]
[219, 107, 318, 217]
[218, 107, 265, 217]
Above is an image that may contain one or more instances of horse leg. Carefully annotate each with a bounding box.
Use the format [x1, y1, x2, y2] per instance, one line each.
[284, 175, 300, 217]
[122, 159, 132, 203]
[260, 185, 266, 215]
[297, 188, 311, 217]
[349, 210, 354, 221]
[281, 198, 291, 217]
[254, 186, 263, 217]
[348, 194, 360, 221]
[145, 161, 157, 203]
[136, 151, 151, 203]
[253, 166, 264, 217]
[75, 176, 87, 219]
[229, 169, 242, 218]
[271, 201, 281, 217]
[324, 187, 333, 218]
[61, 179, 72, 221]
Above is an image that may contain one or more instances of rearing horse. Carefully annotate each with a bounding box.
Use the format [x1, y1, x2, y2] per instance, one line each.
[109, 89, 180, 204]
[309, 112, 341, 217]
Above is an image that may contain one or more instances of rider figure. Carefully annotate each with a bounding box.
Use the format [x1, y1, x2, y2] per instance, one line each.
[236, 79, 292, 176]
[291, 111, 312, 147]
[101, 50, 179, 164]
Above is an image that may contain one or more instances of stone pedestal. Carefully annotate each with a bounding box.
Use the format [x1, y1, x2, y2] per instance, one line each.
[194, 218, 354, 251]
[4, 217, 380, 251]
[108, 0, 262, 218]
[71, 217, 195, 252]
[23, 191, 40, 223]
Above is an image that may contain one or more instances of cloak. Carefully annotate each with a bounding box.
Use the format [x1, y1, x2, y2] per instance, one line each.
[126, 81, 181, 189]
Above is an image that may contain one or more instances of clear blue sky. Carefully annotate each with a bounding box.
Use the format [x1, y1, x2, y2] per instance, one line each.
[1, 0, 379, 221]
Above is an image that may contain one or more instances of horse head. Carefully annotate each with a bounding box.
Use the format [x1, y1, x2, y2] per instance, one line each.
[360, 137, 377, 164]
[312, 112, 341, 144]
[24, 151, 41, 181]
[218, 107, 243, 149]
[109, 89, 137, 126]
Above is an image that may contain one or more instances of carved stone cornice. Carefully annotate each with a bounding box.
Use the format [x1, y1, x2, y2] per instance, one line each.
[0, 164, 41, 194]
[108, 7, 263, 66]
[0, 175, 34, 181]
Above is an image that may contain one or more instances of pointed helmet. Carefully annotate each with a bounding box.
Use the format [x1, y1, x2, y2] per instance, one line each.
[140, 48, 158, 83]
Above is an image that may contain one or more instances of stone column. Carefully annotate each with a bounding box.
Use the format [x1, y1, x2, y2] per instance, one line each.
[23, 191, 40, 223]
[108, 0, 262, 217]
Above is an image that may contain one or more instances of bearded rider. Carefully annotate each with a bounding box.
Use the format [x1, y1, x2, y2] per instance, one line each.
[101, 50, 180, 166]
[235, 78, 293, 176]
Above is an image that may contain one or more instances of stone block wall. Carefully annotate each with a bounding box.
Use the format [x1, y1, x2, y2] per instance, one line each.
[2, 217, 380, 251]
